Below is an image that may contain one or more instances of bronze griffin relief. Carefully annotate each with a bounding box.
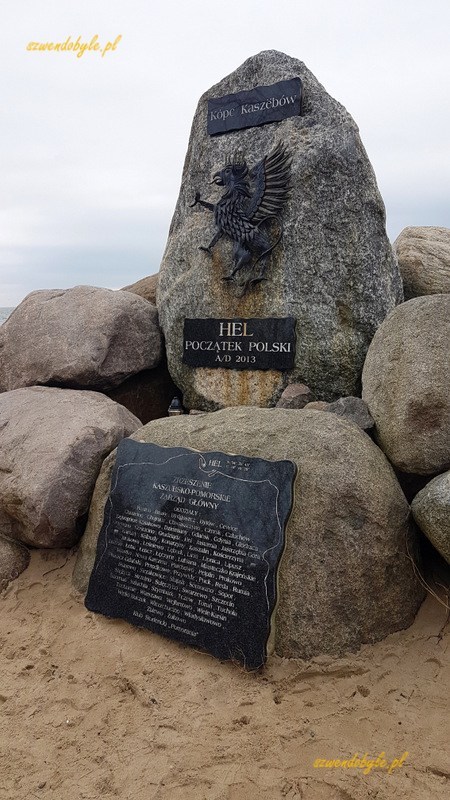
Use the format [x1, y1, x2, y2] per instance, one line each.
[191, 142, 291, 296]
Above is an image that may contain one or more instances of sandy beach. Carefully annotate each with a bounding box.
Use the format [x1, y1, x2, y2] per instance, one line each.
[1, 549, 448, 800]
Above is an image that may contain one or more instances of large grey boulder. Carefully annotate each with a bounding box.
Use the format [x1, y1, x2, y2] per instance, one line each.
[0, 387, 140, 548]
[74, 407, 424, 659]
[362, 295, 450, 475]
[0, 536, 30, 591]
[412, 471, 450, 565]
[0, 286, 162, 392]
[394, 226, 450, 300]
[157, 49, 402, 411]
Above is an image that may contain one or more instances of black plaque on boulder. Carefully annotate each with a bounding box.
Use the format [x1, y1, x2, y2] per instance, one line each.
[85, 439, 296, 669]
[207, 78, 302, 135]
[183, 317, 296, 370]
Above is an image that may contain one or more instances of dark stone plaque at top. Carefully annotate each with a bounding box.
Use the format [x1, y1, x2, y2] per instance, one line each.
[85, 439, 296, 669]
[183, 317, 296, 370]
[207, 78, 302, 136]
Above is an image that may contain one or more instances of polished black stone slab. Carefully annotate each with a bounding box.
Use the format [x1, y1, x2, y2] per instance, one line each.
[207, 78, 302, 135]
[183, 318, 296, 370]
[85, 439, 296, 670]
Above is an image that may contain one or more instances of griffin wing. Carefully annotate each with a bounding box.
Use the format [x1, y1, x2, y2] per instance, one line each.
[246, 142, 291, 224]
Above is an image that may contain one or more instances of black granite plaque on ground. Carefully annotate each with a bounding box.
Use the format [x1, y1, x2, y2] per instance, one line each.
[85, 439, 296, 669]
[183, 317, 296, 370]
[207, 78, 302, 135]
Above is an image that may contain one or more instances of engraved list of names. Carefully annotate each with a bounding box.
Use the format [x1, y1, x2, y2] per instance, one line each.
[85, 439, 296, 669]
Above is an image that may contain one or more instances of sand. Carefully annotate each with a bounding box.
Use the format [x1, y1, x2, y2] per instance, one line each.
[1, 550, 449, 800]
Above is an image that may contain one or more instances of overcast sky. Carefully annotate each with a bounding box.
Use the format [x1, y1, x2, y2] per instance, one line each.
[1, 0, 449, 306]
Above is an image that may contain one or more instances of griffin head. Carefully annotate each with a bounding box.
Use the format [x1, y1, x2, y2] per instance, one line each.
[212, 150, 250, 195]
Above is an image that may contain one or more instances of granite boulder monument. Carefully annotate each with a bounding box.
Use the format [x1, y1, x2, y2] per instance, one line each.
[157, 50, 403, 411]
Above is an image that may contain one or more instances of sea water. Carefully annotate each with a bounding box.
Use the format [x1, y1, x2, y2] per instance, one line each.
[0, 308, 14, 324]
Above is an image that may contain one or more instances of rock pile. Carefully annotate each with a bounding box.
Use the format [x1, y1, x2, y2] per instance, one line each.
[1, 52, 449, 664]
[0, 280, 172, 580]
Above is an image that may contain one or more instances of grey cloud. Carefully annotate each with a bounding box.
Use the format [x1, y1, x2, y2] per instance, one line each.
[2, 0, 449, 305]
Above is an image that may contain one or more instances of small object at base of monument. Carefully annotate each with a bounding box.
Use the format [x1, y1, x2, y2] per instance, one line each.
[183, 317, 296, 370]
[168, 397, 184, 416]
[85, 439, 296, 669]
[207, 78, 302, 135]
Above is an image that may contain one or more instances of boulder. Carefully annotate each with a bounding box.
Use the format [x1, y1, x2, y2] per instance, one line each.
[0, 536, 30, 591]
[362, 295, 450, 475]
[302, 396, 374, 432]
[0, 387, 140, 548]
[412, 471, 450, 565]
[394, 226, 450, 300]
[74, 407, 424, 660]
[157, 49, 402, 411]
[0, 286, 162, 393]
[104, 357, 179, 424]
[276, 383, 314, 409]
[122, 274, 159, 305]
[323, 396, 374, 432]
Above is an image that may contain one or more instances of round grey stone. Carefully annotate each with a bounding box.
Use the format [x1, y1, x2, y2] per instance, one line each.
[362, 295, 450, 475]
[74, 407, 424, 659]
[412, 471, 450, 565]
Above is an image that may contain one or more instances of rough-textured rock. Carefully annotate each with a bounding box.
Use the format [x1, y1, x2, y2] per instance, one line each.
[394, 226, 450, 300]
[104, 357, 179, 424]
[0, 387, 140, 548]
[412, 471, 450, 565]
[0, 536, 30, 591]
[0, 286, 162, 392]
[362, 295, 450, 475]
[302, 396, 373, 432]
[122, 274, 159, 306]
[74, 407, 423, 660]
[324, 396, 374, 432]
[276, 383, 314, 409]
[157, 50, 402, 411]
